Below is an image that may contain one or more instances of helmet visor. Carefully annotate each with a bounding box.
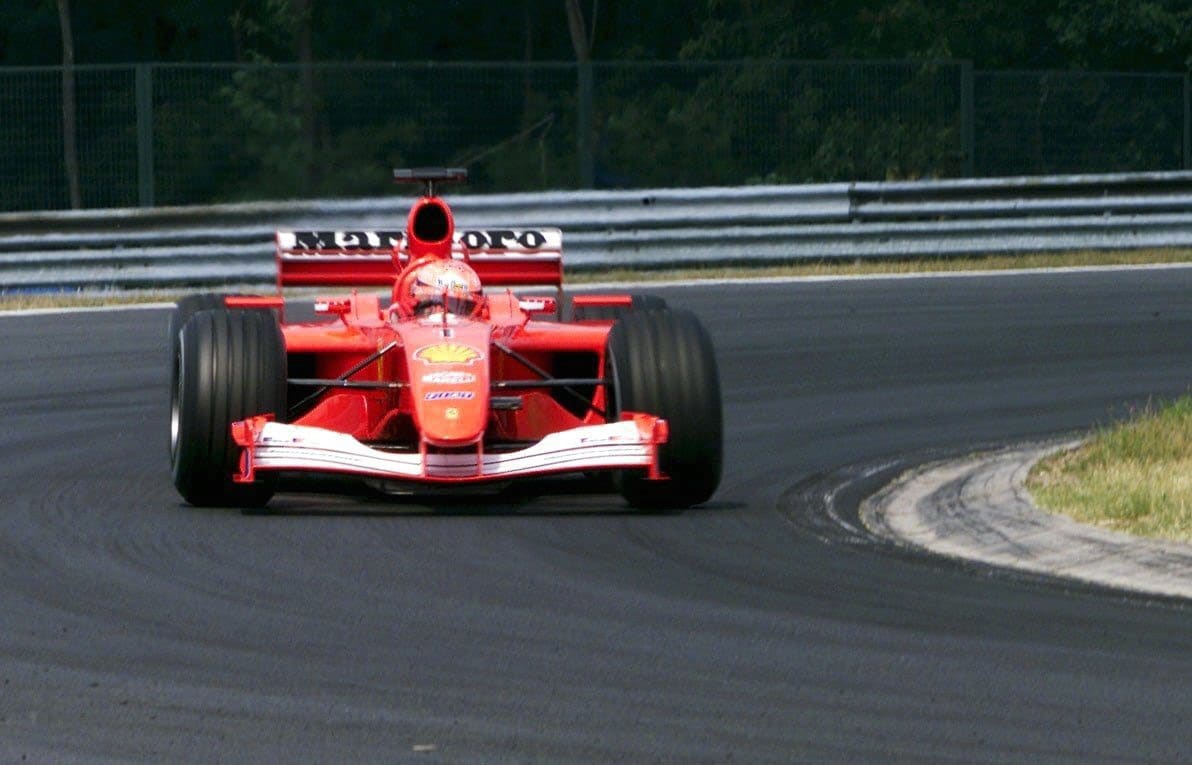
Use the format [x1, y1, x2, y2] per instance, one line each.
[414, 294, 478, 317]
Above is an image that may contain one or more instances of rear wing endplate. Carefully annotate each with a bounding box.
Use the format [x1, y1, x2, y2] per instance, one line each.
[275, 229, 563, 289]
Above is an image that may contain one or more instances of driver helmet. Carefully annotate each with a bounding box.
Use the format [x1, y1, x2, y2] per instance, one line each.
[399, 258, 483, 318]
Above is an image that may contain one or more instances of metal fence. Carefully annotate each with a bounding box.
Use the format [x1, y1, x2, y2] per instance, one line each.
[2, 171, 1190, 291]
[1, 61, 1190, 211]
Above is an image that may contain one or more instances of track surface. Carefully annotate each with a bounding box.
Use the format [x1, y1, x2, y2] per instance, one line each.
[1, 269, 1190, 764]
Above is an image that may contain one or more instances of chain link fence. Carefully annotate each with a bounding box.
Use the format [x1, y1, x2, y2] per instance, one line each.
[974, 71, 1189, 177]
[1, 60, 1189, 211]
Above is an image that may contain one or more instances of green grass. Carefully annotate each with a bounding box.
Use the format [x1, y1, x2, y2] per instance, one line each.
[1029, 396, 1192, 543]
[567, 248, 1192, 283]
[0, 291, 183, 311]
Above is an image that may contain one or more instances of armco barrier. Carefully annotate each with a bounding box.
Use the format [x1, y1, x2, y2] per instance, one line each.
[1, 172, 1191, 291]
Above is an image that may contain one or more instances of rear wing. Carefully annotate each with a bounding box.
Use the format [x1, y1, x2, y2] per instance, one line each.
[275, 228, 563, 289]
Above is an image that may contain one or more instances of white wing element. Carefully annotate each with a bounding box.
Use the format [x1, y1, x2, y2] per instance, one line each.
[233, 417, 666, 484]
[274, 229, 564, 288]
[276, 229, 563, 255]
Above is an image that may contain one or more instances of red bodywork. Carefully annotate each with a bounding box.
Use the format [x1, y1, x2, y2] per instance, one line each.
[226, 190, 666, 488]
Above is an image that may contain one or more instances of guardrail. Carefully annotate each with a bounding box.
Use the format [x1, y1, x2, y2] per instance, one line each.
[1, 171, 1191, 291]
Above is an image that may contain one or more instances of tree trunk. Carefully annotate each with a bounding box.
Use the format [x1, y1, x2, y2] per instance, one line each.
[564, 0, 591, 62]
[564, 0, 594, 187]
[293, 0, 319, 189]
[57, 0, 81, 209]
[522, 0, 533, 129]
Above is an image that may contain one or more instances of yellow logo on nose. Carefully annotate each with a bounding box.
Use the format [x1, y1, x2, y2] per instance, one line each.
[414, 343, 483, 365]
[445, 407, 460, 420]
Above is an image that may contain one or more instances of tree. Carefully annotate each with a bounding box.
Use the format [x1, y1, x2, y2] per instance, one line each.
[564, 0, 596, 185]
[291, 0, 318, 188]
[56, 0, 81, 208]
[1048, 0, 1192, 71]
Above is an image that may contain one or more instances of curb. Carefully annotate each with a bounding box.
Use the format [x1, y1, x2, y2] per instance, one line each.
[861, 441, 1192, 600]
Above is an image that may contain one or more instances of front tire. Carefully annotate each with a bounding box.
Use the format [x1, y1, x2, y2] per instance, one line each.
[171, 308, 286, 508]
[605, 308, 722, 510]
[167, 293, 226, 352]
[571, 293, 668, 322]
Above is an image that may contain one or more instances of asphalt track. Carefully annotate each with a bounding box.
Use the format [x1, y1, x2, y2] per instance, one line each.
[1, 267, 1190, 764]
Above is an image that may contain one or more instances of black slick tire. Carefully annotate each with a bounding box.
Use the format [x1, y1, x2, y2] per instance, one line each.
[571, 293, 668, 322]
[167, 293, 226, 352]
[605, 308, 722, 510]
[170, 308, 286, 509]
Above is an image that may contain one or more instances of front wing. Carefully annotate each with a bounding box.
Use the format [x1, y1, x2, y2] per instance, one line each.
[231, 413, 668, 484]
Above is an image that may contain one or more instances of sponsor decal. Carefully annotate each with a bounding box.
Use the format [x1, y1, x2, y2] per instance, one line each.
[283, 229, 554, 254]
[287, 230, 404, 252]
[422, 371, 477, 384]
[416, 319, 456, 331]
[263, 434, 304, 444]
[459, 229, 547, 250]
[445, 407, 460, 420]
[579, 434, 627, 444]
[424, 391, 475, 401]
[414, 342, 483, 365]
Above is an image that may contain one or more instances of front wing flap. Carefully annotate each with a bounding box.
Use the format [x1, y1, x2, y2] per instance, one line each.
[231, 414, 667, 485]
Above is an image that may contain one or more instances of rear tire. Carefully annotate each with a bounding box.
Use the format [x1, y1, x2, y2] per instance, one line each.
[605, 308, 722, 510]
[171, 308, 286, 508]
[571, 293, 667, 322]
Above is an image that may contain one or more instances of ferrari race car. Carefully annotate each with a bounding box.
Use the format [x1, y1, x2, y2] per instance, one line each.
[168, 168, 722, 511]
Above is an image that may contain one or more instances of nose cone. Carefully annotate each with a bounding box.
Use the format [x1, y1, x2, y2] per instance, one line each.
[402, 323, 491, 446]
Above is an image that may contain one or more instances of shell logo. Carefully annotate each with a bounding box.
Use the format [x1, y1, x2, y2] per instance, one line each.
[414, 342, 483, 365]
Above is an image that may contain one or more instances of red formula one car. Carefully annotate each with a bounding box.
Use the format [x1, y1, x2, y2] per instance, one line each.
[169, 169, 721, 510]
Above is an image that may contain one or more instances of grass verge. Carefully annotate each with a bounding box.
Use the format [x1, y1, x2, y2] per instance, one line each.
[2, 248, 1190, 311]
[567, 248, 1192, 283]
[1028, 395, 1192, 544]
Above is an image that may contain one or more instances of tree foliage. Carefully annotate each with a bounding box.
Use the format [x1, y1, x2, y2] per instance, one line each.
[1, 0, 1188, 207]
[2, 0, 1189, 71]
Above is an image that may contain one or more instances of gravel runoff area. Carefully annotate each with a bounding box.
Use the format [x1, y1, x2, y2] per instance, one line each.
[861, 441, 1192, 600]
